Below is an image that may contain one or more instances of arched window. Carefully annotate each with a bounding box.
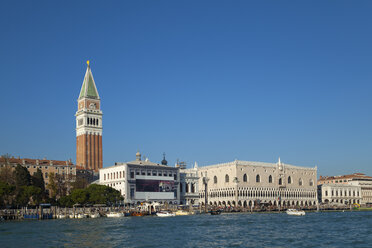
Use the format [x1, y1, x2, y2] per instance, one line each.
[309, 179, 314, 186]
[256, 174, 260, 183]
[269, 175, 272, 183]
[299, 178, 303, 186]
[225, 174, 229, 183]
[214, 176, 217, 184]
[97, 119, 99, 126]
[243, 174, 247, 182]
[279, 178, 282, 185]
[288, 176, 292, 184]
[104, 174, 106, 180]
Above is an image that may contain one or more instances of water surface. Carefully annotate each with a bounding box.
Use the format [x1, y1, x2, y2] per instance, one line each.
[1, 211, 371, 247]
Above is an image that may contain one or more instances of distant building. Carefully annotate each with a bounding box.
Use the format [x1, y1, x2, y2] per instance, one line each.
[319, 173, 372, 206]
[318, 184, 362, 205]
[76, 61, 103, 172]
[179, 162, 199, 206]
[99, 152, 180, 205]
[197, 158, 318, 208]
[0, 156, 76, 192]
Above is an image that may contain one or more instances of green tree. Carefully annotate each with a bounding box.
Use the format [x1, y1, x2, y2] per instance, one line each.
[15, 185, 41, 206]
[58, 195, 74, 207]
[31, 168, 46, 200]
[13, 164, 31, 189]
[70, 189, 89, 205]
[47, 172, 57, 199]
[0, 181, 15, 207]
[86, 184, 123, 205]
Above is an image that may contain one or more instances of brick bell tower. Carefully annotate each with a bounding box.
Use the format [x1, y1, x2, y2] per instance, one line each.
[76, 61, 103, 172]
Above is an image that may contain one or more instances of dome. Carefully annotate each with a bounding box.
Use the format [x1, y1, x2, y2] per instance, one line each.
[161, 153, 168, 165]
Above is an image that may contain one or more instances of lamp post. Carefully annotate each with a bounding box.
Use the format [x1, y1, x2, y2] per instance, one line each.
[202, 173, 209, 213]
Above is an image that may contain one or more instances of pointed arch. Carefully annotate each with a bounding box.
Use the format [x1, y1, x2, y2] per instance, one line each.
[243, 173, 247, 182]
[288, 176, 292, 184]
[225, 174, 229, 183]
[256, 174, 260, 183]
[269, 175, 273, 183]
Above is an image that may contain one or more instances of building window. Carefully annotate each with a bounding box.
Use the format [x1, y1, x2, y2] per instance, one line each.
[136, 171, 140, 175]
[288, 176, 292, 184]
[104, 174, 106, 180]
[141, 171, 145, 176]
[131, 171, 135, 179]
[45, 172, 48, 178]
[214, 176, 217, 184]
[269, 175, 272, 183]
[243, 174, 247, 182]
[256, 174, 260, 183]
[180, 183, 183, 192]
[325, 190, 328, 196]
[279, 178, 282, 185]
[174, 174, 177, 180]
[153, 171, 157, 176]
[309, 179, 314, 186]
[299, 178, 303, 186]
[225, 174, 229, 183]
[147, 171, 151, 176]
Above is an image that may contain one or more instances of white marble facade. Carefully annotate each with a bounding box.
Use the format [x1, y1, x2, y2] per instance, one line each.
[197, 159, 317, 208]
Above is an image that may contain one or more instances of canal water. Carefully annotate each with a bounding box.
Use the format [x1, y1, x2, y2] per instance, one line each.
[1, 211, 372, 247]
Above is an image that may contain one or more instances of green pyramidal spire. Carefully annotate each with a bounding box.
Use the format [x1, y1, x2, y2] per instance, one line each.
[79, 61, 100, 100]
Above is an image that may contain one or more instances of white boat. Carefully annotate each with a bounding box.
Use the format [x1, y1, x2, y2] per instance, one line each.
[77, 213, 88, 219]
[156, 211, 176, 217]
[90, 213, 100, 218]
[57, 214, 67, 219]
[69, 214, 76, 219]
[286, 209, 305, 216]
[175, 210, 191, 216]
[106, 212, 124, 218]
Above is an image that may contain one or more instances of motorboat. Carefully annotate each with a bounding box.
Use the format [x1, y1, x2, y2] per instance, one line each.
[77, 213, 88, 219]
[56, 214, 67, 219]
[210, 210, 222, 215]
[175, 210, 191, 216]
[106, 212, 124, 218]
[286, 209, 305, 216]
[90, 213, 100, 218]
[156, 211, 176, 217]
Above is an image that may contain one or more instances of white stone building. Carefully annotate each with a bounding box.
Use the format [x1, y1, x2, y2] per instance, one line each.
[179, 162, 199, 206]
[318, 173, 372, 206]
[198, 158, 317, 208]
[318, 184, 362, 205]
[99, 152, 180, 205]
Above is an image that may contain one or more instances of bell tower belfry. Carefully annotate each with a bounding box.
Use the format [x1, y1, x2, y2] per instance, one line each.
[75, 61, 103, 172]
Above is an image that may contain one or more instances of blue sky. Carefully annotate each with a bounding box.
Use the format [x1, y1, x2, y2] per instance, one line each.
[1, 1, 371, 177]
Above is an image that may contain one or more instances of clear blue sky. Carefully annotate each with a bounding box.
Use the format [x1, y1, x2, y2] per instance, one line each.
[1, 1, 371, 177]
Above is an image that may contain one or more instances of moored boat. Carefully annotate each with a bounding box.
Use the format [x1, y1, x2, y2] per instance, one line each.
[106, 212, 124, 218]
[57, 214, 67, 219]
[156, 211, 176, 217]
[175, 210, 191, 216]
[286, 209, 305, 216]
[210, 210, 222, 215]
[90, 213, 100, 218]
[77, 213, 88, 219]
